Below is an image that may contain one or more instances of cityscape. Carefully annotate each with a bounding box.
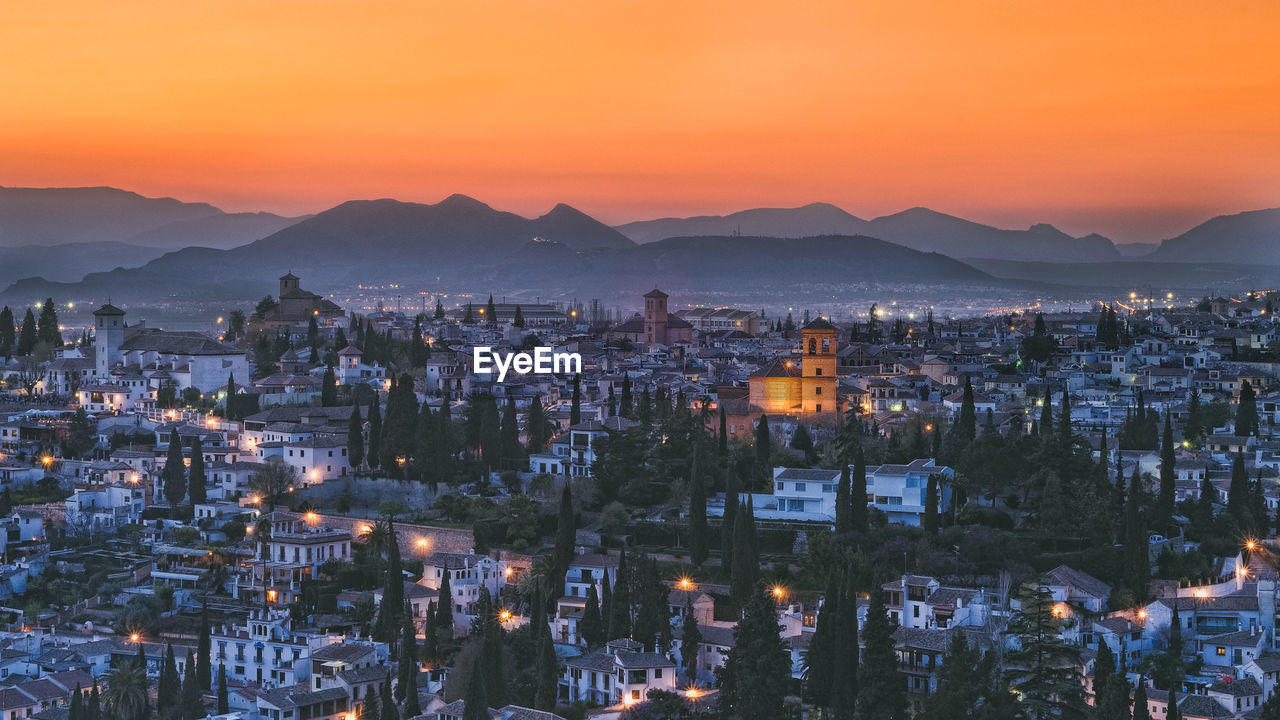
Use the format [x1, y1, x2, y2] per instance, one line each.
[4, 2, 1280, 720]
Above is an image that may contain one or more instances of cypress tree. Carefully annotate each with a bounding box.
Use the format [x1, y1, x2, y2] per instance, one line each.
[1132, 680, 1150, 720]
[619, 374, 632, 418]
[188, 436, 207, 506]
[512, 305, 525, 328]
[197, 603, 211, 690]
[729, 502, 758, 608]
[499, 397, 522, 470]
[16, 308, 36, 356]
[217, 664, 228, 714]
[688, 445, 708, 566]
[835, 464, 851, 533]
[1237, 380, 1259, 437]
[158, 644, 179, 710]
[718, 406, 728, 458]
[923, 473, 940, 535]
[396, 606, 418, 701]
[679, 596, 701, 686]
[829, 574, 860, 720]
[722, 460, 739, 571]
[88, 685, 100, 720]
[754, 415, 771, 491]
[485, 294, 497, 322]
[534, 620, 559, 710]
[321, 365, 338, 406]
[422, 602, 439, 665]
[363, 681, 381, 720]
[1123, 464, 1149, 600]
[162, 430, 187, 507]
[570, 374, 581, 425]
[1228, 452, 1250, 525]
[553, 484, 576, 586]
[581, 583, 603, 648]
[1167, 691, 1182, 720]
[69, 685, 82, 720]
[435, 570, 454, 636]
[0, 306, 14, 357]
[525, 397, 550, 454]
[367, 399, 382, 469]
[225, 372, 238, 420]
[181, 648, 201, 720]
[849, 443, 868, 534]
[348, 404, 365, 468]
[804, 578, 838, 711]
[460, 655, 488, 720]
[381, 678, 398, 720]
[38, 298, 61, 347]
[599, 571, 612, 638]
[856, 588, 904, 720]
[717, 584, 791, 720]
[607, 550, 631, 640]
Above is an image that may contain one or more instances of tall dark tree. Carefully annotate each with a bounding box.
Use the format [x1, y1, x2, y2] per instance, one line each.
[374, 520, 404, 643]
[460, 655, 489, 720]
[923, 473, 940, 535]
[525, 397, 551, 454]
[158, 644, 179, 711]
[849, 443, 868, 534]
[38, 297, 62, 347]
[856, 588, 905, 720]
[367, 399, 382, 469]
[1228, 452, 1251, 526]
[829, 574, 860, 720]
[197, 603, 211, 690]
[162, 431, 187, 507]
[581, 583, 603, 649]
[499, 397, 523, 470]
[679, 596, 701, 686]
[1004, 584, 1086, 719]
[729, 502, 758, 608]
[348, 404, 365, 468]
[607, 550, 631, 640]
[835, 464, 851, 534]
[180, 649, 201, 720]
[1157, 411, 1176, 533]
[0, 306, 14, 357]
[397, 607, 420, 710]
[16, 308, 37, 356]
[717, 584, 792, 720]
[1133, 678, 1150, 720]
[188, 436, 207, 506]
[722, 461, 739, 570]
[1237, 379, 1260, 437]
[485, 294, 497, 323]
[754, 415, 771, 490]
[512, 305, 525, 328]
[570, 374, 581, 425]
[1123, 463, 1149, 600]
[553, 484, 576, 586]
[688, 444, 708, 566]
[216, 664, 228, 714]
[1093, 639, 1130, 720]
[321, 365, 338, 406]
[534, 617, 559, 710]
[718, 406, 728, 458]
[435, 569, 454, 636]
[619, 374, 633, 418]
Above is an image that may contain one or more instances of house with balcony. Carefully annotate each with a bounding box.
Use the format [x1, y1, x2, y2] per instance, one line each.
[420, 552, 509, 628]
[211, 608, 311, 688]
[560, 639, 676, 707]
[865, 459, 954, 527]
[235, 511, 351, 607]
[529, 417, 639, 478]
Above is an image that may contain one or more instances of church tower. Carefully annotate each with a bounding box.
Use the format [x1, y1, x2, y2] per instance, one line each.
[800, 317, 838, 414]
[643, 289, 669, 345]
[93, 303, 126, 379]
[280, 273, 301, 297]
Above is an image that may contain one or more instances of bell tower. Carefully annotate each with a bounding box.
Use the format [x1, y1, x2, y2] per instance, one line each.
[643, 288, 669, 345]
[93, 303, 126, 379]
[800, 317, 838, 414]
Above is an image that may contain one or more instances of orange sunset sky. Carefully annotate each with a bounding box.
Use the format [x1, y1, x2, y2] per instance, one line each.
[3, 0, 1279, 243]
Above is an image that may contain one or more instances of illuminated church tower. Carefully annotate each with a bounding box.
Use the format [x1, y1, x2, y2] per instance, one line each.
[800, 317, 838, 414]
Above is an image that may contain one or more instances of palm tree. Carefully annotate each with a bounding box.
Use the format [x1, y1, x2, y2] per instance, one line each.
[518, 554, 560, 613]
[104, 663, 149, 720]
[361, 520, 390, 561]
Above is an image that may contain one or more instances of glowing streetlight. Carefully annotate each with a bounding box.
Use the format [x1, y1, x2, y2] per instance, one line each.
[678, 577, 693, 591]
[41, 455, 53, 467]
[499, 609, 512, 622]
[130, 633, 141, 643]
[685, 688, 702, 699]
[304, 511, 319, 524]
[1247, 540, 1257, 551]
[1137, 609, 1147, 621]
[771, 585, 785, 600]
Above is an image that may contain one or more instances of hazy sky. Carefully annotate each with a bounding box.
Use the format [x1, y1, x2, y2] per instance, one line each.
[3, 1, 1279, 243]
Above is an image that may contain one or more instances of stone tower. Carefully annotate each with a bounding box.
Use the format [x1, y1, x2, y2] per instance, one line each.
[280, 273, 301, 297]
[800, 317, 838, 414]
[643, 288, 669, 345]
[93, 303, 126, 379]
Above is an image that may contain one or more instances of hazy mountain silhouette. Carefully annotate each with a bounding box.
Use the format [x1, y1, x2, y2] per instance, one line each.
[617, 203, 1120, 263]
[616, 203, 866, 244]
[0, 186, 303, 249]
[1151, 207, 1280, 264]
[0, 242, 165, 284]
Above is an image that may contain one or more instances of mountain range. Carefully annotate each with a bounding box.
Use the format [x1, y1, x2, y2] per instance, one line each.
[617, 203, 1122, 263]
[0, 186, 303, 250]
[0, 196, 993, 303]
[1, 187, 1278, 302]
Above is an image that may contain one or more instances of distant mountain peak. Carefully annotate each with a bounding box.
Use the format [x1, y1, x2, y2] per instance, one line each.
[437, 193, 490, 210]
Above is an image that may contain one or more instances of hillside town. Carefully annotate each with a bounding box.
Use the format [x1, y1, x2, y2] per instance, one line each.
[0, 276, 1278, 720]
